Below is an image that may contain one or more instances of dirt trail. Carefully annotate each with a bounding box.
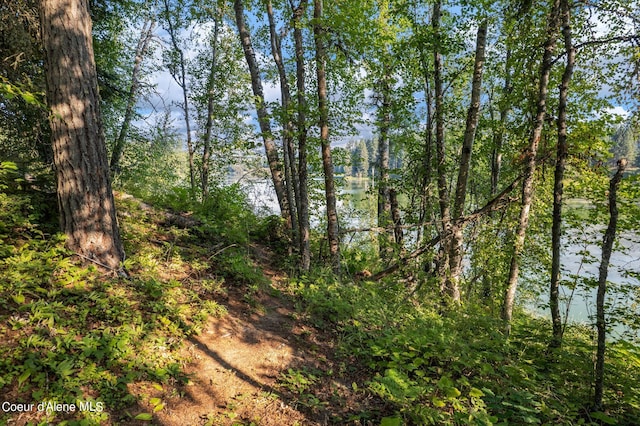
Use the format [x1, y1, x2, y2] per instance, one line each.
[133, 246, 372, 425]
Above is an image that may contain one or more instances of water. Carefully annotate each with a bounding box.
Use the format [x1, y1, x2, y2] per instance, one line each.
[227, 173, 640, 338]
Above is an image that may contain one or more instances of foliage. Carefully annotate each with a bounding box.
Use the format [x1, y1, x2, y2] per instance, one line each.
[287, 270, 640, 425]
[0, 189, 245, 425]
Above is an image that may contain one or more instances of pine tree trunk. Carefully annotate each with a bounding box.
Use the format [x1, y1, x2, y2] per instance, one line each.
[502, 0, 562, 334]
[594, 158, 627, 410]
[39, 0, 125, 271]
[313, 0, 340, 273]
[550, 0, 575, 349]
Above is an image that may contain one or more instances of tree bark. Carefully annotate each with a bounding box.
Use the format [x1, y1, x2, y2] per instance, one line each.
[377, 65, 393, 259]
[502, 0, 562, 335]
[447, 19, 487, 302]
[549, 0, 575, 349]
[292, 0, 311, 271]
[201, 11, 220, 200]
[39, 0, 125, 271]
[110, 18, 155, 176]
[432, 0, 450, 293]
[313, 0, 340, 273]
[491, 48, 511, 197]
[162, 0, 196, 194]
[594, 158, 627, 410]
[267, 0, 299, 246]
[234, 0, 291, 225]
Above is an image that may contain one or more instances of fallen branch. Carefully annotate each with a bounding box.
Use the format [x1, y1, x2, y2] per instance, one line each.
[366, 175, 522, 282]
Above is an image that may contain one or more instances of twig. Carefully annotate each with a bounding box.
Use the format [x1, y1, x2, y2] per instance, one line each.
[208, 244, 238, 259]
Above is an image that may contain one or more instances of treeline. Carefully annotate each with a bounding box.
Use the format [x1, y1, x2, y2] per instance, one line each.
[334, 138, 404, 178]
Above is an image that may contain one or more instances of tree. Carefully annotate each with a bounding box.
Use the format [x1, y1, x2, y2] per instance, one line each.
[161, 0, 196, 193]
[234, 0, 291, 228]
[502, 0, 562, 333]
[39, 0, 125, 271]
[292, 0, 311, 271]
[109, 17, 156, 176]
[446, 19, 488, 302]
[594, 158, 627, 410]
[313, 0, 340, 273]
[549, 0, 575, 348]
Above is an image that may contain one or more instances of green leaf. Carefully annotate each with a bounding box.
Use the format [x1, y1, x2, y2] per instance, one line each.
[380, 416, 402, 426]
[445, 386, 461, 398]
[591, 412, 617, 425]
[153, 403, 165, 412]
[134, 413, 153, 421]
[469, 387, 485, 398]
[18, 370, 31, 387]
[149, 397, 161, 406]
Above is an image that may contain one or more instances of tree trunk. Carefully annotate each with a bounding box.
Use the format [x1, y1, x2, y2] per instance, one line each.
[490, 48, 511, 196]
[267, 0, 299, 246]
[502, 0, 561, 334]
[377, 66, 392, 259]
[549, 0, 575, 349]
[447, 19, 487, 302]
[39, 0, 125, 271]
[594, 158, 627, 410]
[201, 12, 220, 200]
[293, 0, 311, 271]
[313, 0, 340, 273]
[110, 18, 155, 176]
[234, 0, 291, 225]
[293, 0, 310, 270]
[162, 0, 196, 194]
[432, 0, 450, 292]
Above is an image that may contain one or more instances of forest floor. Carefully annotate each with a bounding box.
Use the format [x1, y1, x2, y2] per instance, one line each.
[133, 245, 381, 426]
[1, 192, 383, 426]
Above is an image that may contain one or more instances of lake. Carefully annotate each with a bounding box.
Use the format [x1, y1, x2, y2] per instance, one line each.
[231, 174, 640, 339]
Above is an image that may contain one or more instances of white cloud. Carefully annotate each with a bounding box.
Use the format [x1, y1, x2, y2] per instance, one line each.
[605, 106, 629, 119]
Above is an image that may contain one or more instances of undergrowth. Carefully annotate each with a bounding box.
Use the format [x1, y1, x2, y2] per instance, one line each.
[287, 272, 640, 425]
[0, 186, 265, 425]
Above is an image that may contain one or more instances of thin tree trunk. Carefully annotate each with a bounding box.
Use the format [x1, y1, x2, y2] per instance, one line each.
[267, 0, 299, 246]
[491, 48, 511, 196]
[377, 66, 392, 259]
[447, 19, 487, 302]
[432, 0, 450, 292]
[201, 12, 220, 200]
[549, 0, 575, 349]
[419, 48, 434, 246]
[234, 0, 291, 225]
[313, 0, 340, 273]
[39, 0, 125, 271]
[594, 158, 627, 410]
[162, 0, 196, 194]
[110, 18, 156, 176]
[293, 0, 311, 271]
[502, 0, 562, 334]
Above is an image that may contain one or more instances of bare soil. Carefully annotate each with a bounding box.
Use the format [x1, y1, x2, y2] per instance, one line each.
[129, 246, 382, 425]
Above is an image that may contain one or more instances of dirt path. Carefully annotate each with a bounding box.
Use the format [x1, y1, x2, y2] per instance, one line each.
[131, 247, 378, 425]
